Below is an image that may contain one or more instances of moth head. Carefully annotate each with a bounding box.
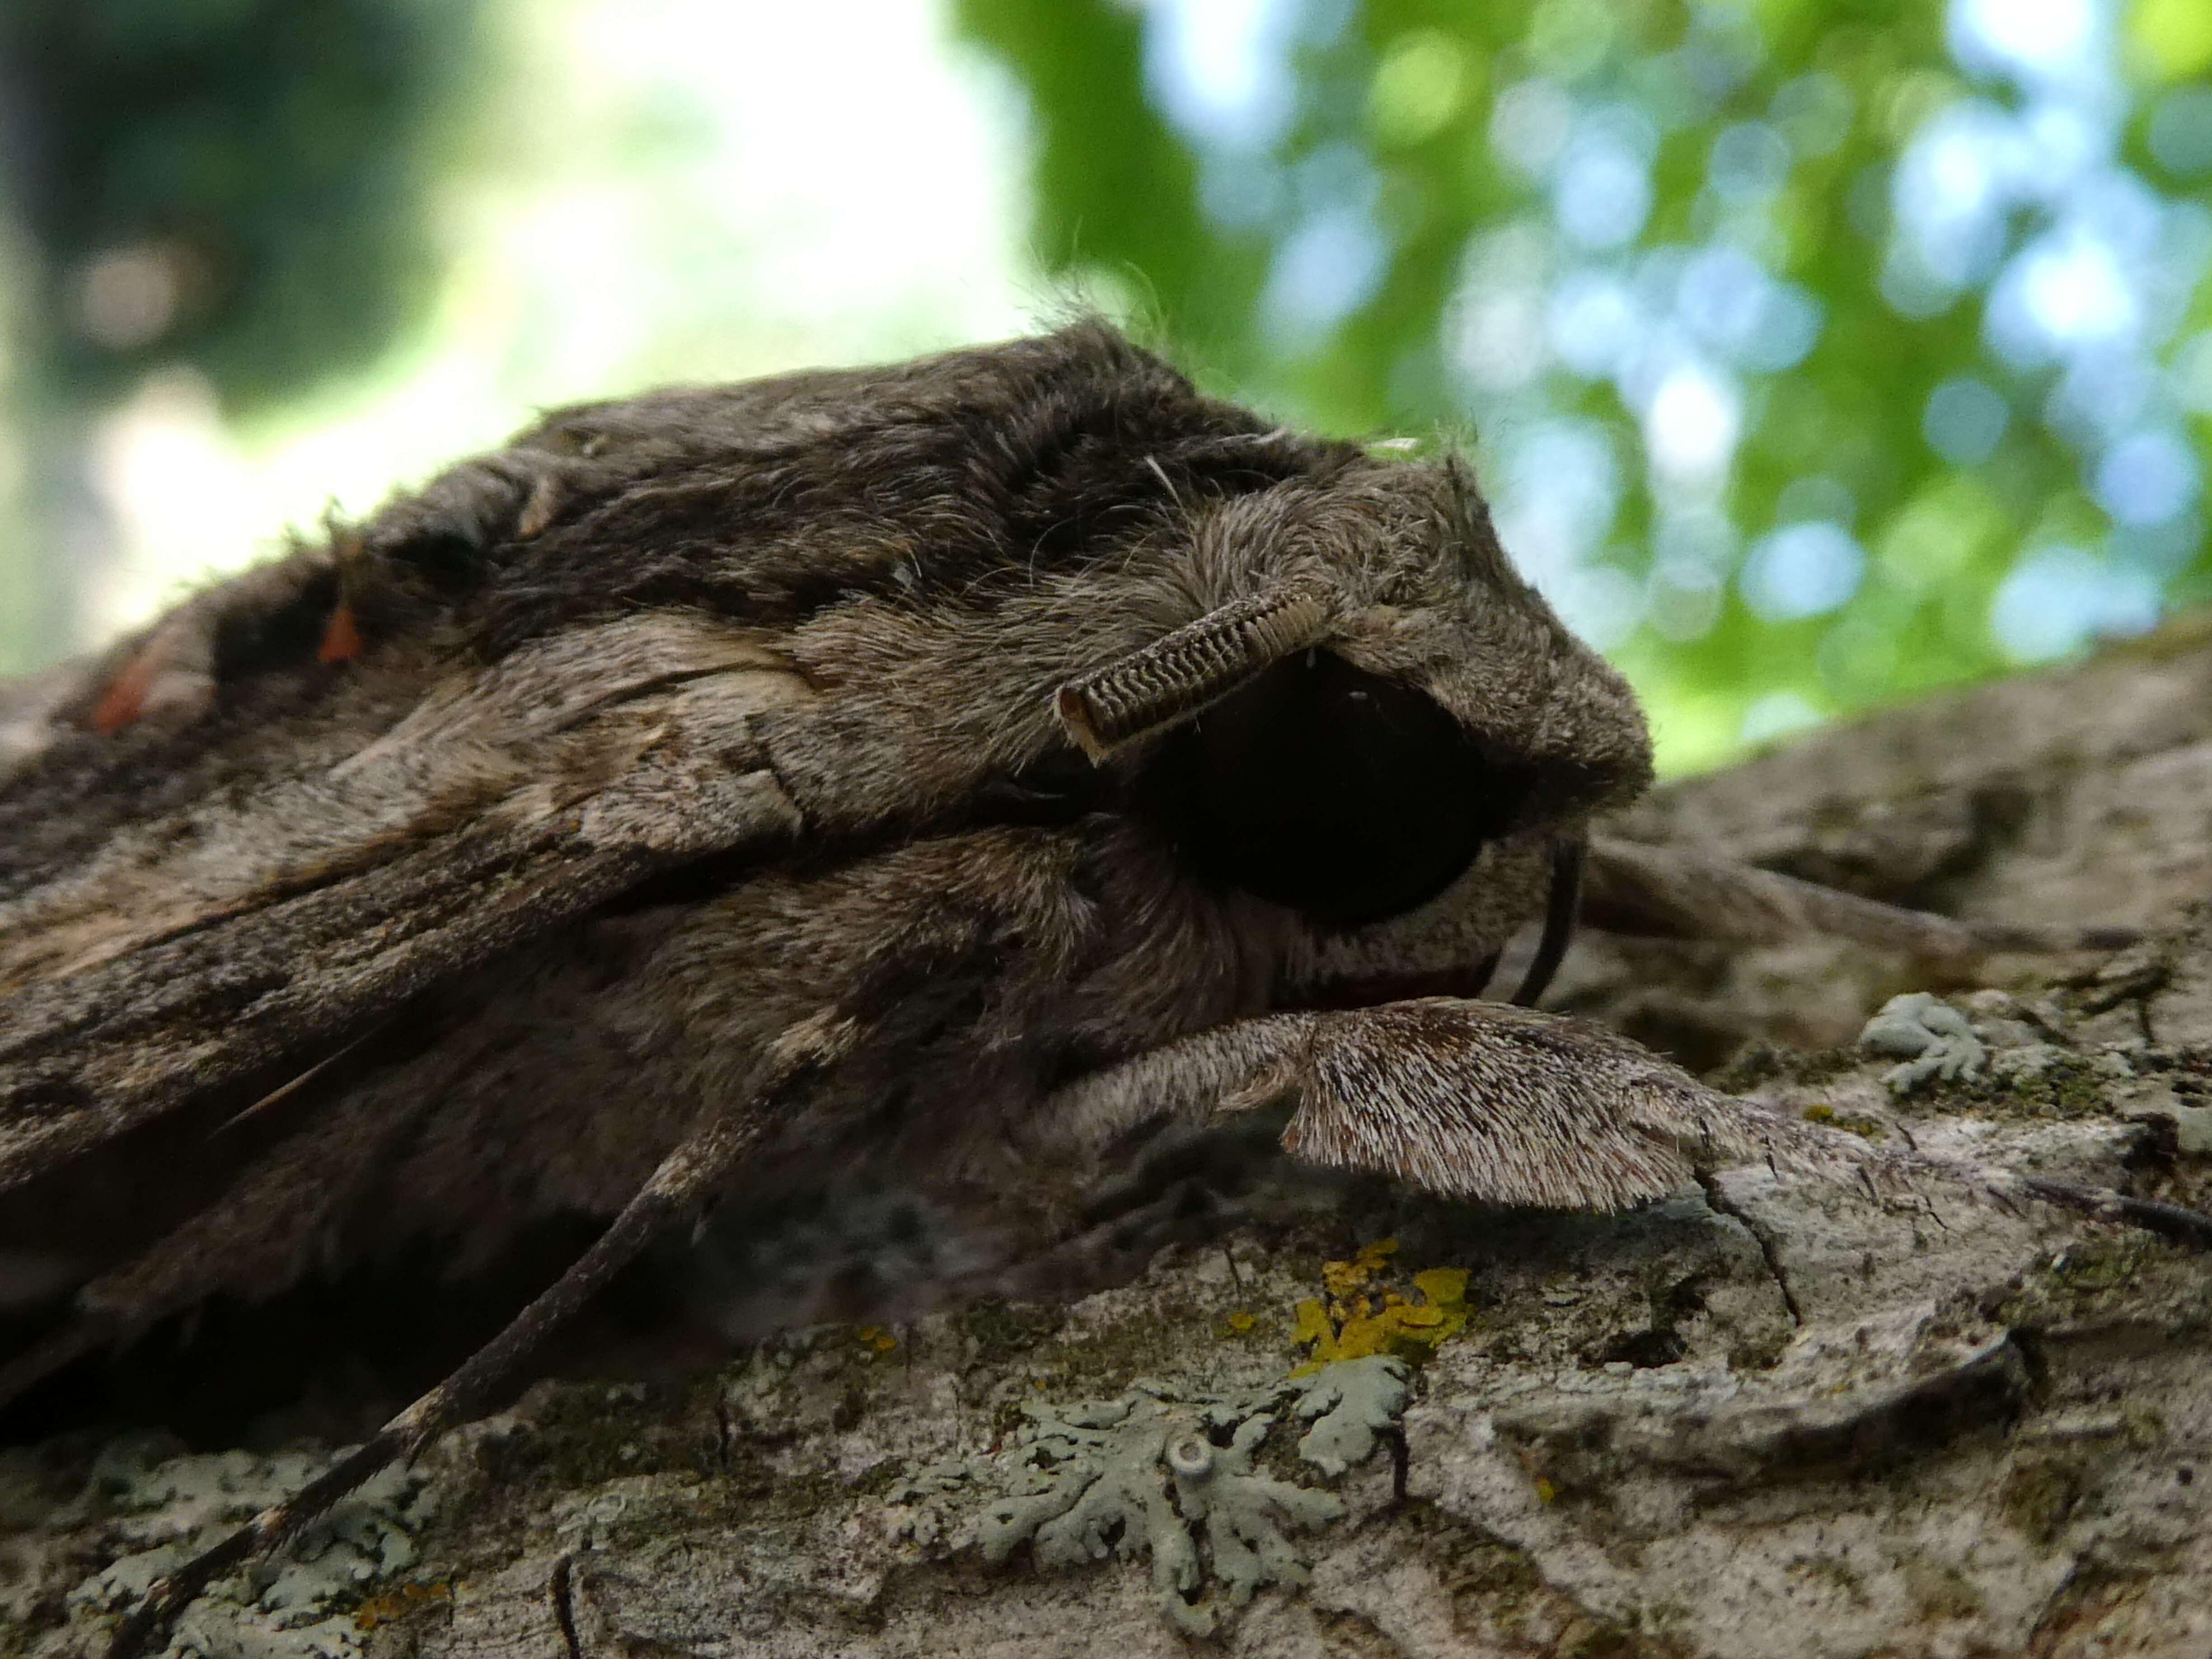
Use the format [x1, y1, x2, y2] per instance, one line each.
[1056, 452, 1651, 986]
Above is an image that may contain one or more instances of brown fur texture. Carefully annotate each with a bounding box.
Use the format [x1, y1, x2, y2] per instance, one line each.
[0, 323, 2162, 1653]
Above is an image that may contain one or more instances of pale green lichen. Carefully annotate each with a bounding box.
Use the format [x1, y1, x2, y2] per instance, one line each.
[975, 1397, 1201, 1627]
[1859, 993, 1989, 1094]
[1164, 1414, 1340, 1622]
[63, 1443, 430, 1659]
[900, 1358, 1405, 1636]
[1295, 1355, 1411, 1476]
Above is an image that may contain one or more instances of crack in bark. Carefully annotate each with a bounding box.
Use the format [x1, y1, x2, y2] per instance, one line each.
[548, 1553, 583, 1659]
[1382, 1423, 1409, 1506]
[1699, 1173, 1804, 1325]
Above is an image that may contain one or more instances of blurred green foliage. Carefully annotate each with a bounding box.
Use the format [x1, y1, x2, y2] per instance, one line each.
[0, 0, 492, 673]
[960, 0, 2212, 768]
[0, 0, 490, 415]
[1, 0, 2205, 775]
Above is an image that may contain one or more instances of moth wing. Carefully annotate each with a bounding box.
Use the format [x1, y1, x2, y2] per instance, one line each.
[1039, 998, 1882, 1214]
[0, 608, 811, 1194]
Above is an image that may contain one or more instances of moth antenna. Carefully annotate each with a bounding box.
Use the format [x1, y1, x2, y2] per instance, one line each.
[107, 1085, 789, 1659]
[1053, 579, 1333, 761]
[1510, 839, 1585, 1007]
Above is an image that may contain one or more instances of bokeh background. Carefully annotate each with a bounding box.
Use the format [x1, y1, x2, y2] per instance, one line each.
[0, 0, 2206, 772]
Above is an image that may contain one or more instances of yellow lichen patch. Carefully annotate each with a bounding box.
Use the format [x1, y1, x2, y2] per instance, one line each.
[1801, 1102, 1885, 1138]
[1322, 1237, 1398, 1297]
[1412, 1266, 1470, 1306]
[1291, 1239, 1470, 1374]
[857, 1325, 899, 1354]
[1225, 1310, 1257, 1334]
[353, 1580, 454, 1631]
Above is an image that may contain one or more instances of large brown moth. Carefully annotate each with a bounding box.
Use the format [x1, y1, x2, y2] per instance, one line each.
[0, 323, 2201, 1656]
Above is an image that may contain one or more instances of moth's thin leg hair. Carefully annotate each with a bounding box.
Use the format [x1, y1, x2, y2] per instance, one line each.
[107, 1074, 797, 1659]
[213, 1022, 390, 1134]
[1143, 455, 1186, 509]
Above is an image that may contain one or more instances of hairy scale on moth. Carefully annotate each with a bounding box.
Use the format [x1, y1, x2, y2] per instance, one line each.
[0, 323, 2202, 1656]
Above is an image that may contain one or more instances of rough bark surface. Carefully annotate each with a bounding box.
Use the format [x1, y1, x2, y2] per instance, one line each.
[8, 623, 2212, 1659]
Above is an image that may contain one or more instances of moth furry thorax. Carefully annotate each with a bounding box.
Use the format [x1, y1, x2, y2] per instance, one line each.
[0, 323, 2187, 1656]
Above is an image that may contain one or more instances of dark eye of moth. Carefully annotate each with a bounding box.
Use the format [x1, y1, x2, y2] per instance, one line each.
[1148, 651, 1528, 927]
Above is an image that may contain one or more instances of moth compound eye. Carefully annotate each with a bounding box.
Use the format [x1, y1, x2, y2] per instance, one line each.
[1148, 651, 1530, 926]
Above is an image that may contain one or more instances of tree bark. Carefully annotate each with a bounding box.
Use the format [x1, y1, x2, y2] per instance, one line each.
[9, 622, 2212, 1659]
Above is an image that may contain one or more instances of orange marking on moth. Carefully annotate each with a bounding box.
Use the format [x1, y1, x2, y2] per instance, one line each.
[318, 602, 364, 663]
[89, 649, 159, 734]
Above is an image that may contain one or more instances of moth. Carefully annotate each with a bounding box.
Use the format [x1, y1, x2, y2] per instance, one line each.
[0, 323, 2198, 1656]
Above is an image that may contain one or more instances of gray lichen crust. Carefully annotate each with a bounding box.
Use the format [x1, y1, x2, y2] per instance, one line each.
[27, 1440, 431, 1659]
[913, 1356, 1406, 1636]
[1293, 1354, 1411, 1476]
[1859, 992, 1991, 1094]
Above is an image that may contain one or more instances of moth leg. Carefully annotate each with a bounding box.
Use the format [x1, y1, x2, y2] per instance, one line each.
[1035, 997, 1885, 1215]
[1036, 998, 2212, 1243]
[106, 1013, 847, 1659]
[2016, 1177, 2212, 1250]
[1584, 835, 2137, 959]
